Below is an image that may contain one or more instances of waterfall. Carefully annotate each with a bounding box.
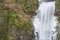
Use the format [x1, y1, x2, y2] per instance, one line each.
[32, 1, 57, 40]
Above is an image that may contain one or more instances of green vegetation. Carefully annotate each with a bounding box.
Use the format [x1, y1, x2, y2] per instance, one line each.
[20, 0, 38, 13]
[0, 0, 4, 3]
[0, 5, 32, 40]
[0, 0, 38, 40]
[6, 10, 32, 40]
[8, 10, 32, 31]
[56, 0, 60, 40]
[0, 5, 8, 40]
[15, 0, 38, 14]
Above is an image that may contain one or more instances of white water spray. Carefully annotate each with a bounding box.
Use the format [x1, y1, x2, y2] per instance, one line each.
[33, 1, 57, 40]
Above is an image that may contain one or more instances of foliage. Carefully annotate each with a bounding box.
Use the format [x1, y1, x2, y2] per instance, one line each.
[0, 5, 32, 40]
[56, 0, 60, 40]
[8, 10, 32, 31]
[15, 0, 38, 14]
[0, 0, 4, 3]
[21, 0, 38, 13]
[0, 0, 38, 40]
[0, 5, 8, 40]
[5, 10, 32, 40]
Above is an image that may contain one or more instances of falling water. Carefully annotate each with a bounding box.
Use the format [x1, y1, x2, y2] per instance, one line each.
[32, 1, 57, 40]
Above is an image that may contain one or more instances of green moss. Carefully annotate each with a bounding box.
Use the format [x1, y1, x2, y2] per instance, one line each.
[8, 10, 32, 31]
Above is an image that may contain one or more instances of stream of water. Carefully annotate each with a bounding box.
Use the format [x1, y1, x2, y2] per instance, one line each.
[33, 1, 57, 40]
